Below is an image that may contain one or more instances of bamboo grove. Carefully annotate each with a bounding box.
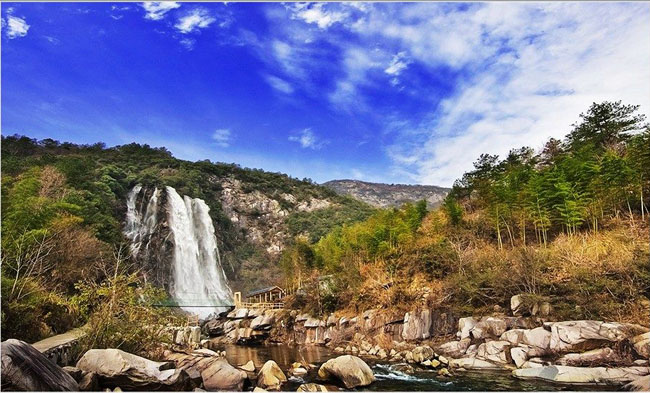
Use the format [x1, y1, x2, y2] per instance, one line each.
[444, 101, 650, 248]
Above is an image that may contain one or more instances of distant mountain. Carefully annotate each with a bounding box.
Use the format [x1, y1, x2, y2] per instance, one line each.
[323, 179, 450, 209]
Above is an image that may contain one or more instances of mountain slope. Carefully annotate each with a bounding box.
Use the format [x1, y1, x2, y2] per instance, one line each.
[323, 179, 449, 208]
[1, 135, 375, 295]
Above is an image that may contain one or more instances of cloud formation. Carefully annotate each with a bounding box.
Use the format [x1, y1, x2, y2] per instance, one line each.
[265, 75, 293, 94]
[212, 129, 231, 147]
[3, 13, 30, 39]
[141, 2, 180, 21]
[175, 9, 215, 34]
[289, 128, 327, 150]
[263, 2, 650, 185]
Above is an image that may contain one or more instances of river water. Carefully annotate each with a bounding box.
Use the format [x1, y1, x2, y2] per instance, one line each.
[219, 344, 608, 391]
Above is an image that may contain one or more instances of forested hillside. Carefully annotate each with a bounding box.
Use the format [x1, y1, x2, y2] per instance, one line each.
[280, 101, 650, 325]
[0, 137, 374, 341]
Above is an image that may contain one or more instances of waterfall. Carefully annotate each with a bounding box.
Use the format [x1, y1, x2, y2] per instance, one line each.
[125, 185, 232, 318]
[124, 185, 161, 257]
[165, 186, 232, 317]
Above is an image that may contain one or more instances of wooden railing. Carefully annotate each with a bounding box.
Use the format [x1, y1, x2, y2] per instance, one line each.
[237, 301, 284, 310]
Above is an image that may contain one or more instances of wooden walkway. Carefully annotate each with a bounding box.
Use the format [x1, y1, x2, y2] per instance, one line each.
[32, 327, 86, 353]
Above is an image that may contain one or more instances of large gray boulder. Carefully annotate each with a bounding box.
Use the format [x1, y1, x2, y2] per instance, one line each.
[203, 319, 225, 336]
[163, 350, 222, 387]
[437, 337, 471, 358]
[476, 341, 511, 364]
[513, 365, 650, 385]
[318, 355, 375, 388]
[556, 347, 622, 367]
[402, 310, 432, 341]
[257, 360, 287, 391]
[631, 332, 650, 359]
[250, 311, 275, 331]
[76, 348, 189, 390]
[457, 317, 477, 339]
[449, 357, 509, 370]
[471, 317, 508, 340]
[201, 358, 247, 391]
[548, 321, 648, 353]
[500, 327, 551, 351]
[625, 375, 650, 391]
[1, 339, 79, 391]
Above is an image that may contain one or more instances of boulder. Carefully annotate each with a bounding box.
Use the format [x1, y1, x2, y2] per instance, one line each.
[297, 383, 328, 392]
[250, 312, 275, 331]
[257, 360, 287, 391]
[411, 346, 434, 363]
[1, 339, 78, 391]
[476, 341, 511, 364]
[163, 350, 222, 387]
[470, 317, 508, 340]
[79, 372, 100, 391]
[625, 375, 650, 391]
[510, 347, 528, 368]
[318, 355, 375, 388]
[500, 327, 551, 351]
[513, 365, 650, 385]
[457, 317, 477, 339]
[76, 348, 189, 390]
[201, 358, 247, 391]
[203, 319, 225, 336]
[549, 321, 648, 353]
[557, 347, 621, 367]
[228, 308, 249, 319]
[326, 314, 339, 327]
[437, 338, 471, 357]
[449, 357, 508, 370]
[63, 366, 84, 381]
[631, 332, 650, 359]
[511, 295, 524, 315]
[239, 360, 256, 373]
[402, 310, 432, 341]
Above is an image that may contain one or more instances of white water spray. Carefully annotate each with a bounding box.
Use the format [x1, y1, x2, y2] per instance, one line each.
[125, 185, 232, 318]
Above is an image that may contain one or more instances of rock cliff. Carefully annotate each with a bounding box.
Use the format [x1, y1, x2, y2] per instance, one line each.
[323, 180, 449, 208]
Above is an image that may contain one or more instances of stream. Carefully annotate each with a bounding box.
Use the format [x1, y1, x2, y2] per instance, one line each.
[219, 344, 608, 391]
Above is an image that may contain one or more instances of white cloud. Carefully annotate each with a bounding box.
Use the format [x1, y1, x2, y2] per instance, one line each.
[384, 52, 410, 76]
[265, 75, 293, 94]
[379, 3, 650, 186]
[4, 15, 30, 39]
[175, 8, 215, 34]
[141, 2, 180, 21]
[263, 3, 649, 185]
[179, 38, 195, 50]
[212, 129, 231, 147]
[289, 128, 328, 150]
[288, 3, 349, 29]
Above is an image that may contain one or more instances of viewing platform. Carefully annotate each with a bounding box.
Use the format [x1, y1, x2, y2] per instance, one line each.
[234, 286, 286, 310]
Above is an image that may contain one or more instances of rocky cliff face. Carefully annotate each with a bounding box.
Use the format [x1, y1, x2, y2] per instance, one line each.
[217, 177, 331, 255]
[323, 180, 449, 208]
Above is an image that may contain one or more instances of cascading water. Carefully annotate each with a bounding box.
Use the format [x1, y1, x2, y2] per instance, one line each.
[125, 185, 232, 318]
[125, 185, 161, 257]
[165, 186, 232, 317]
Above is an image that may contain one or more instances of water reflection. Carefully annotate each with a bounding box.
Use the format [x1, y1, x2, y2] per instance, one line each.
[218, 344, 612, 392]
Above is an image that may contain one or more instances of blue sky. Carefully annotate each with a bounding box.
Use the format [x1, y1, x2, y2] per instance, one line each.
[2, 2, 649, 186]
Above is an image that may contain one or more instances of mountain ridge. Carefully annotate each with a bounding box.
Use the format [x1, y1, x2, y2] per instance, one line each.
[323, 179, 450, 208]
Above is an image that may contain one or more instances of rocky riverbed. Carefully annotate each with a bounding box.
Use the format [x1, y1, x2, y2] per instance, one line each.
[2, 296, 649, 391]
[195, 296, 649, 390]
